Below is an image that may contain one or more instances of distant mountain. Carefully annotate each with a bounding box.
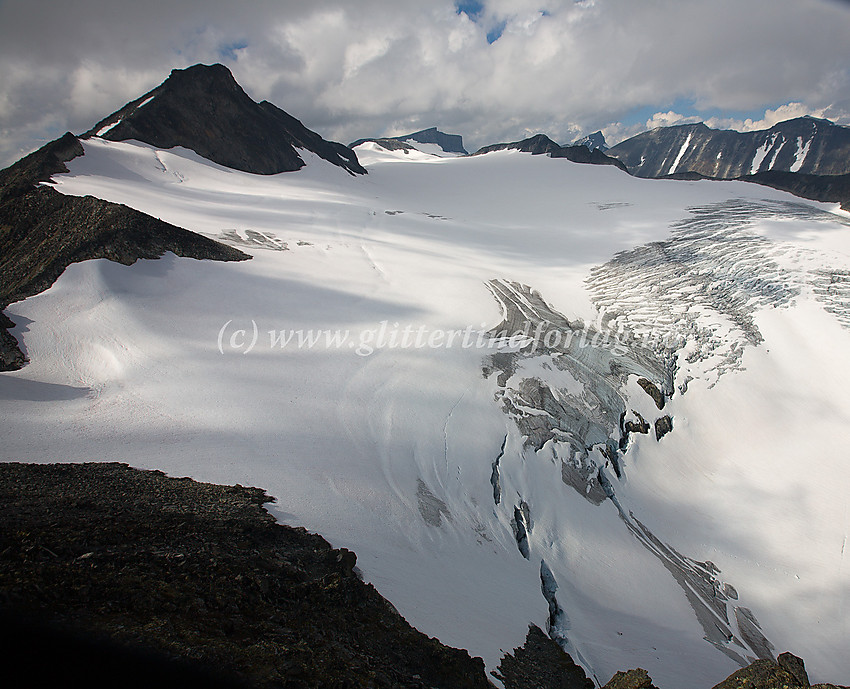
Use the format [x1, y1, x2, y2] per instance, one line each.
[474, 133, 627, 171]
[607, 116, 850, 178]
[572, 131, 608, 151]
[351, 127, 468, 155]
[84, 63, 366, 176]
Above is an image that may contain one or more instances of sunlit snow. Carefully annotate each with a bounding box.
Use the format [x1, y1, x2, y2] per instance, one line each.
[3, 138, 850, 687]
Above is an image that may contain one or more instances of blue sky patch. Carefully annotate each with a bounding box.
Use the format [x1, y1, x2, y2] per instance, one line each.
[486, 20, 506, 43]
[218, 40, 248, 61]
[455, 1, 484, 21]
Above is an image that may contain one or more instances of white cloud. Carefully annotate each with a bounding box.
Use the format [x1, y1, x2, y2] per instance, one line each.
[644, 111, 702, 130]
[1, 0, 849, 165]
[705, 102, 850, 132]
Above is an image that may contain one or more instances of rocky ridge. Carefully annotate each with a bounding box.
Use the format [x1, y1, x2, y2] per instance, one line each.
[0, 132, 249, 371]
[0, 462, 490, 689]
[474, 133, 628, 171]
[607, 117, 850, 179]
[84, 63, 366, 176]
[350, 127, 468, 155]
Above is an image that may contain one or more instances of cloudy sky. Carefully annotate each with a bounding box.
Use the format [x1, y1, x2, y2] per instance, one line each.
[2, 0, 850, 165]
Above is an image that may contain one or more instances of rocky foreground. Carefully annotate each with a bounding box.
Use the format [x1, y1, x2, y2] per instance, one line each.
[0, 462, 845, 689]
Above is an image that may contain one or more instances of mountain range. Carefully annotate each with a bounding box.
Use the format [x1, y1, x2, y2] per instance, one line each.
[2, 63, 850, 689]
[606, 116, 850, 178]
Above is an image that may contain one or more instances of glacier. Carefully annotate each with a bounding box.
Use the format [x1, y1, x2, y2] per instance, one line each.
[2, 136, 850, 687]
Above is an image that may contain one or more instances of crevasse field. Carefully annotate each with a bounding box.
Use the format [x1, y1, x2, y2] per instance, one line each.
[3, 137, 850, 687]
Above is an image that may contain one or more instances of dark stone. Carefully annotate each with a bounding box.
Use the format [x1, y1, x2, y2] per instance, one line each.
[654, 415, 673, 440]
[334, 548, 357, 577]
[0, 462, 491, 689]
[778, 652, 810, 687]
[624, 411, 650, 435]
[0, 311, 27, 370]
[711, 654, 847, 689]
[83, 63, 366, 176]
[401, 127, 468, 154]
[0, 609, 253, 689]
[602, 668, 659, 689]
[474, 134, 628, 171]
[492, 624, 593, 689]
[711, 659, 800, 689]
[636, 378, 665, 410]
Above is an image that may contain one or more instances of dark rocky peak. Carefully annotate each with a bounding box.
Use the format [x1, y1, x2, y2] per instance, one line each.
[573, 130, 609, 151]
[476, 133, 561, 156]
[82, 63, 366, 176]
[351, 127, 468, 155]
[474, 133, 628, 171]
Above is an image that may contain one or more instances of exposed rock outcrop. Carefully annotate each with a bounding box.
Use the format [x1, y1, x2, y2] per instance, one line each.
[602, 668, 659, 689]
[492, 625, 593, 689]
[84, 63, 366, 176]
[711, 653, 846, 689]
[474, 134, 628, 171]
[0, 462, 491, 689]
[2, 462, 848, 689]
[654, 415, 673, 440]
[351, 127, 468, 154]
[742, 169, 850, 212]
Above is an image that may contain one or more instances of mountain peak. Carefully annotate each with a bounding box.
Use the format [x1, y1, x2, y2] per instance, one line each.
[573, 131, 608, 151]
[83, 63, 365, 176]
[473, 133, 627, 171]
[351, 127, 468, 155]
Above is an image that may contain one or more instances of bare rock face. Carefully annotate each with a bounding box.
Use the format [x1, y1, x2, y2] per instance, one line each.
[654, 415, 673, 440]
[492, 625, 593, 689]
[712, 654, 847, 689]
[778, 652, 811, 687]
[607, 117, 850, 179]
[602, 668, 659, 689]
[83, 63, 366, 176]
[0, 462, 491, 689]
[605, 118, 850, 211]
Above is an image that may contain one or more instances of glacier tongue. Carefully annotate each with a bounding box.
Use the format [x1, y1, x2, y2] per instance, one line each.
[480, 277, 774, 667]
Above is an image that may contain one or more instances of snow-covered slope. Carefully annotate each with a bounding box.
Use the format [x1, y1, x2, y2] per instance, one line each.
[3, 137, 850, 687]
